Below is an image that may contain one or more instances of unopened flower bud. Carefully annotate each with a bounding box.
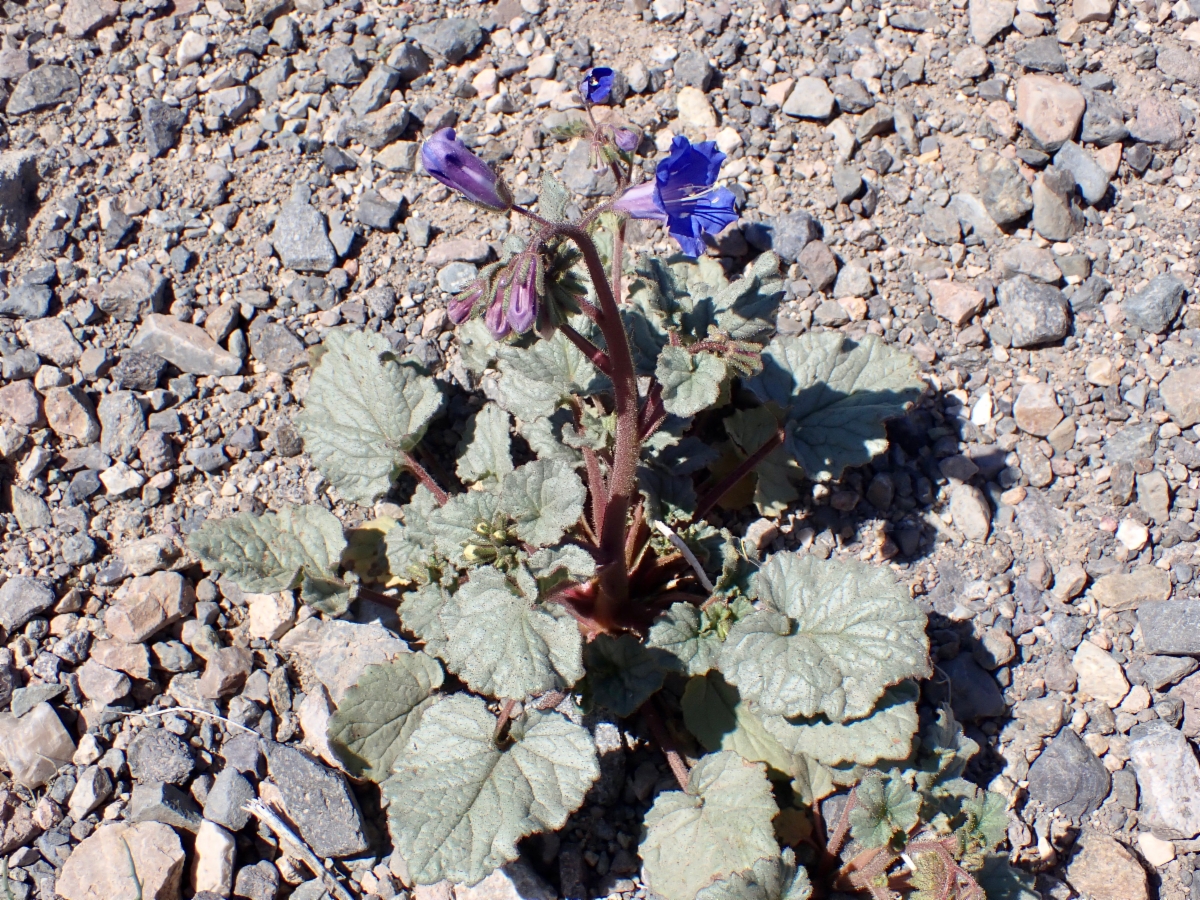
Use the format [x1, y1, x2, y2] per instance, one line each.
[614, 128, 640, 153]
[421, 128, 513, 213]
[505, 255, 540, 334]
[447, 284, 483, 324]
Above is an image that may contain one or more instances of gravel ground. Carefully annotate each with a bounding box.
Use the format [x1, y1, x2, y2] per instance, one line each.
[0, 0, 1199, 897]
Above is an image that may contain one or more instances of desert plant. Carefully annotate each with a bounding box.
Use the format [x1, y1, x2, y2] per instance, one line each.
[188, 67, 1034, 900]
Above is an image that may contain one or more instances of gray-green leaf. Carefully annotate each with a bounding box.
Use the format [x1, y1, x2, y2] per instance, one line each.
[656, 345, 727, 417]
[695, 851, 812, 900]
[385, 695, 599, 884]
[501, 458, 586, 547]
[436, 566, 583, 700]
[682, 672, 798, 779]
[497, 330, 608, 421]
[187, 504, 345, 595]
[539, 173, 572, 222]
[746, 333, 922, 482]
[327, 652, 444, 782]
[719, 552, 929, 722]
[640, 751, 780, 900]
[399, 582, 451, 656]
[297, 329, 443, 504]
[848, 772, 920, 849]
[584, 634, 671, 717]
[648, 603, 724, 677]
[456, 403, 513, 487]
[428, 490, 502, 566]
[760, 682, 920, 767]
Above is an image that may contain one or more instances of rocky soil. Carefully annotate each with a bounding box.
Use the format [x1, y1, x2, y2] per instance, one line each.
[0, 0, 1199, 897]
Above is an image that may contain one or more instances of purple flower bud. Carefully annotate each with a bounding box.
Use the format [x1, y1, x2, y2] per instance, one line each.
[421, 128, 513, 213]
[581, 67, 615, 105]
[447, 289, 479, 325]
[486, 272, 512, 338]
[614, 127, 640, 153]
[506, 256, 539, 334]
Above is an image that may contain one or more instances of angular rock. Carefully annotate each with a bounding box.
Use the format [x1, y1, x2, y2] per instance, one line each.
[970, 0, 1015, 44]
[1123, 274, 1185, 334]
[1104, 422, 1157, 464]
[1072, 640, 1129, 706]
[106, 572, 196, 644]
[99, 265, 169, 323]
[346, 102, 410, 150]
[1139, 600, 1200, 655]
[1012, 382, 1063, 436]
[277, 618, 407, 703]
[0, 380, 43, 428]
[410, 17, 483, 64]
[320, 45, 364, 85]
[1081, 90, 1128, 146]
[0, 789, 39, 854]
[56, 822, 185, 900]
[1129, 721, 1200, 838]
[350, 64, 400, 118]
[24, 317, 82, 366]
[997, 275, 1070, 347]
[233, 860, 279, 900]
[62, 0, 118, 38]
[132, 314, 242, 377]
[943, 654, 1005, 719]
[1157, 44, 1200, 88]
[204, 86, 258, 122]
[68, 765, 113, 821]
[0, 703, 75, 788]
[1015, 36, 1066, 73]
[203, 767, 255, 832]
[248, 320, 306, 374]
[782, 76, 836, 119]
[1031, 165, 1082, 241]
[0, 283, 52, 318]
[98, 391, 147, 461]
[77, 660, 131, 705]
[271, 196, 338, 273]
[197, 647, 252, 699]
[191, 820, 235, 897]
[797, 240, 838, 292]
[0, 576, 54, 634]
[1161, 368, 1200, 427]
[1091, 567, 1171, 611]
[1128, 96, 1185, 148]
[7, 66, 81, 116]
[266, 743, 369, 858]
[142, 99, 188, 159]
[128, 729, 194, 785]
[1016, 75, 1086, 150]
[1026, 727, 1110, 819]
[1066, 832, 1149, 900]
[950, 484, 991, 541]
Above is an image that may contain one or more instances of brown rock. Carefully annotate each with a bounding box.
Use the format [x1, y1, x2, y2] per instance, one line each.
[56, 822, 185, 900]
[797, 240, 838, 292]
[61, 0, 119, 38]
[197, 647, 252, 699]
[1065, 832, 1148, 900]
[1013, 382, 1064, 436]
[105, 572, 196, 643]
[22, 318, 83, 366]
[1161, 367, 1200, 428]
[42, 387, 101, 443]
[0, 380, 44, 427]
[929, 280, 985, 327]
[131, 314, 242, 377]
[424, 239, 492, 267]
[89, 639, 152, 680]
[1016, 75, 1086, 150]
[0, 789, 40, 854]
[76, 660, 131, 705]
[1091, 566, 1172, 611]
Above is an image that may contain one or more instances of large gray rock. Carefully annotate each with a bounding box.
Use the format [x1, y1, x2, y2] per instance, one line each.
[1123, 274, 1185, 334]
[1129, 721, 1200, 838]
[266, 743, 369, 858]
[980, 153, 1033, 226]
[1026, 727, 1110, 820]
[943, 654, 1006, 720]
[248, 320, 307, 374]
[98, 391, 147, 461]
[1052, 141, 1109, 206]
[1139, 600, 1200, 655]
[98, 264, 169, 322]
[132, 314, 242, 376]
[128, 729, 194, 785]
[1080, 90, 1128, 146]
[997, 275, 1071, 347]
[409, 17, 483, 64]
[349, 64, 400, 118]
[0, 152, 38, 252]
[782, 76, 836, 119]
[0, 283, 52, 318]
[6, 66, 80, 115]
[271, 193, 338, 273]
[1104, 422, 1157, 464]
[127, 782, 203, 833]
[0, 576, 54, 631]
[203, 768, 255, 832]
[1031, 164, 1082, 241]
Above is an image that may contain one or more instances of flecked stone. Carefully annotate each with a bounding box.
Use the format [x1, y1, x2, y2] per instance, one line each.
[1015, 36, 1066, 73]
[1072, 640, 1129, 707]
[43, 386, 100, 443]
[1129, 721, 1200, 838]
[24, 317, 82, 366]
[98, 391, 147, 461]
[266, 743, 369, 858]
[1139, 600, 1200, 655]
[0, 576, 55, 631]
[1136, 470, 1171, 524]
[409, 17, 483, 64]
[1123, 274, 1185, 334]
[1156, 44, 1200, 87]
[1016, 75, 1086, 150]
[6, 66, 81, 116]
[0, 380, 43, 428]
[1104, 422, 1157, 463]
[203, 768, 255, 832]
[111, 351, 167, 391]
[143, 99, 188, 159]
[128, 728, 195, 785]
[1081, 90, 1128, 146]
[248, 320, 307, 374]
[1065, 832, 1149, 900]
[133, 315, 242, 377]
[997, 275, 1071, 347]
[56, 822, 185, 900]
[234, 860, 280, 900]
[1026, 727, 1110, 819]
[271, 196, 338, 273]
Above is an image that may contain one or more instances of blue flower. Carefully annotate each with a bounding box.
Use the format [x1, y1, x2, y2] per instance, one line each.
[613, 136, 739, 257]
[581, 67, 615, 104]
[421, 128, 512, 212]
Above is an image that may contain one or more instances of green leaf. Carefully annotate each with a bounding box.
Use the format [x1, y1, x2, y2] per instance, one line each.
[428, 490, 504, 567]
[457, 318, 501, 376]
[720, 552, 929, 722]
[975, 856, 1039, 900]
[848, 772, 921, 849]
[656, 345, 728, 417]
[187, 504, 346, 595]
[682, 672, 796, 778]
[501, 458, 586, 547]
[694, 851, 812, 900]
[538, 173, 572, 222]
[648, 603, 725, 677]
[327, 652, 444, 782]
[584, 634, 670, 717]
[435, 566, 583, 700]
[399, 582, 451, 655]
[527, 545, 596, 582]
[760, 682, 920, 767]
[385, 695, 599, 885]
[496, 330, 608, 421]
[456, 403, 513, 487]
[640, 751, 780, 900]
[637, 466, 697, 525]
[746, 333, 923, 482]
[960, 790, 1008, 853]
[385, 487, 442, 583]
[297, 329, 443, 504]
[725, 406, 802, 519]
[519, 410, 584, 465]
[300, 572, 353, 616]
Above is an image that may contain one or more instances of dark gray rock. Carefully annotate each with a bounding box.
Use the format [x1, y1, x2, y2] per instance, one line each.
[1139, 600, 1200, 656]
[127, 729, 194, 784]
[1026, 727, 1110, 820]
[345, 102, 409, 150]
[889, 8, 940, 29]
[266, 743, 369, 858]
[997, 275, 1071, 347]
[923, 204, 962, 245]
[1104, 422, 1157, 463]
[204, 768, 255, 831]
[111, 351, 166, 391]
[1126, 142, 1153, 174]
[1128, 96, 1186, 148]
[11, 683, 65, 717]
[272, 421, 304, 457]
[319, 46, 364, 85]
[1129, 655, 1198, 691]
[0, 151, 38, 252]
[6, 66, 80, 115]
[1014, 36, 1066, 72]
[233, 861, 280, 900]
[221, 732, 265, 777]
[61, 534, 96, 566]
[271, 192, 338, 273]
[349, 64, 400, 118]
[1052, 142, 1108, 206]
[142, 99, 187, 159]
[0, 576, 54, 632]
[387, 42, 431, 81]
[356, 190, 401, 230]
[0, 283, 52, 318]
[830, 75, 874, 112]
[410, 17, 483, 64]
[1032, 165, 1082, 242]
[249, 320, 307, 374]
[980, 153, 1033, 226]
[1081, 91, 1128, 146]
[798, 240, 838, 292]
[128, 782, 203, 832]
[674, 51, 714, 90]
[943, 654, 1006, 720]
[66, 470, 102, 505]
[1123, 273, 1185, 334]
[832, 166, 863, 204]
[743, 211, 820, 261]
[186, 445, 229, 473]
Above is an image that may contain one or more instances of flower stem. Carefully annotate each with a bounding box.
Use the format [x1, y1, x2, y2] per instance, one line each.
[642, 698, 690, 791]
[612, 217, 626, 304]
[401, 451, 449, 506]
[559, 320, 613, 376]
[692, 428, 785, 521]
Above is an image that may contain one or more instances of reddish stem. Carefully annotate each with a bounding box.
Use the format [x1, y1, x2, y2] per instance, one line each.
[692, 428, 785, 521]
[583, 447, 608, 538]
[401, 452, 448, 506]
[642, 698, 690, 791]
[559, 320, 613, 376]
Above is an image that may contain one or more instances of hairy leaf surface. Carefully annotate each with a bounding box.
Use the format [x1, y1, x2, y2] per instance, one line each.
[656, 345, 727, 417]
[502, 458, 587, 547]
[297, 329, 443, 504]
[539, 173, 572, 222]
[584, 634, 671, 717]
[457, 403, 513, 487]
[428, 491, 503, 566]
[760, 682, 920, 767]
[497, 330, 608, 420]
[385, 486, 442, 582]
[720, 553, 929, 721]
[188, 504, 345, 595]
[848, 772, 920, 849]
[436, 567, 583, 700]
[746, 333, 922, 482]
[694, 851, 812, 900]
[648, 603, 724, 677]
[327, 653, 444, 781]
[399, 582, 452, 655]
[386, 695, 599, 884]
[641, 751, 779, 900]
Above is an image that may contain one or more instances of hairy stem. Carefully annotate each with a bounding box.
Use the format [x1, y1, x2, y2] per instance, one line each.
[402, 451, 449, 506]
[692, 428, 785, 521]
[560, 320, 613, 376]
[612, 217, 626, 305]
[826, 790, 858, 859]
[583, 447, 608, 537]
[643, 698, 690, 791]
[494, 699, 518, 744]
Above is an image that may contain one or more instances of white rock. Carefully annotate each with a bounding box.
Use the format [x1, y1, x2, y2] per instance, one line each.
[0, 702, 76, 788]
[676, 86, 717, 130]
[177, 31, 209, 67]
[1072, 640, 1129, 707]
[715, 127, 742, 155]
[57, 822, 185, 900]
[1138, 832, 1175, 867]
[68, 765, 113, 821]
[526, 53, 556, 80]
[100, 461, 145, 496]
[783, 76, 836, 119]
[73, 733, 104, 766]
[652, 0, 684, 22]
[247, 591, 296, 641]
[298, 683, 339, 766]
[950, 484, 992, 542]
[191, 820, 235, 896]
[1116, 519, 1149, 552]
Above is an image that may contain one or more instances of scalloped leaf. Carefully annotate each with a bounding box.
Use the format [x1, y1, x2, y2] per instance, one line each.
[528, 545, 596, 596]
[327, 652, 444, 782]
[724, 406, 802, 519]
[188, 504, 345, 596]
[719, 553, 929, 722]
[648, 603, 725, 677]
[385, 486, 443, 583]
[746, 333, 923, 482]
[637, 466, 697, 525]
[457, 403, 513, 487]
[760, 682, 920, 767]
[849, 772, 921, 849]
[501, 458, 586, 547]
[584, 634, 672, 717]
[385, 695, 599, 885]
[428, 490, 503, 566]
[296, 329, 443, 504]
[435, 566, 583, 700]
[641, 751, 780, 900]
[656, 345, 728, 417]
[518, 409, 584, 465]
[695, 850, 812, 900]
[399, 582, 451, 656]
[682, 672, 796, 778]
[496, 330, 608, 421]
